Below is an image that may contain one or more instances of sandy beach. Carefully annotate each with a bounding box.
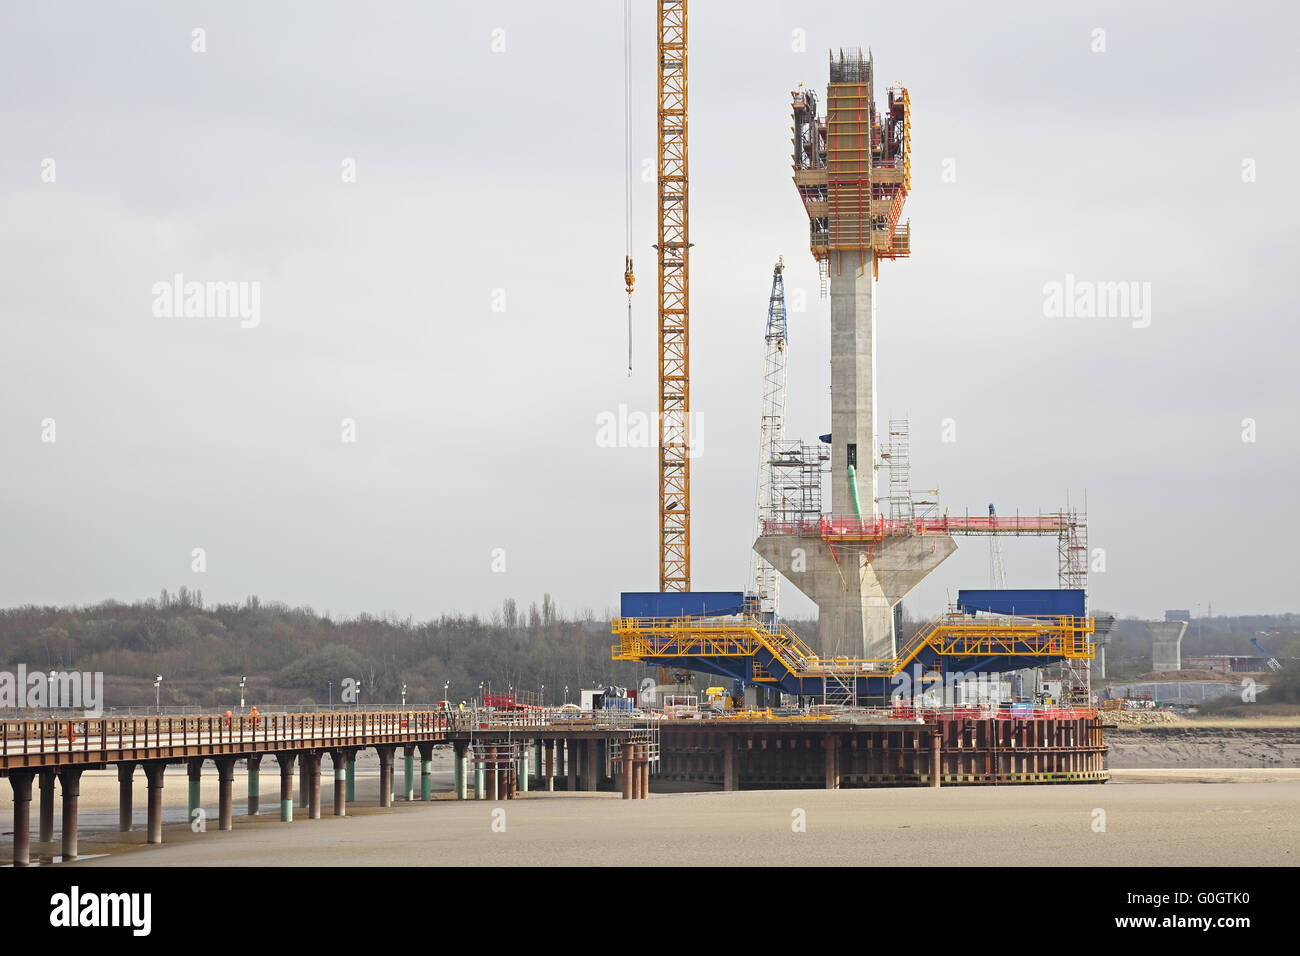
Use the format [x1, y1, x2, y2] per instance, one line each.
[4, 759, 1295, 867]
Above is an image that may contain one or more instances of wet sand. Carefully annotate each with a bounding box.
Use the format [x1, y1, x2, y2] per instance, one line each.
[7, 768, 1293, 867]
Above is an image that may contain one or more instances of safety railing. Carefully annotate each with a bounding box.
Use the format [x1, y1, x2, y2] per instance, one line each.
[0, 711, 454, 761]
[760, 513, 1073, 538]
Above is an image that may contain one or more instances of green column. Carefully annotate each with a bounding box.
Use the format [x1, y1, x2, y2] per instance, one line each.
[247, 764, 260, 815]
[475, 760, 485, 800]
[345, 758, 355, 802]
[281, 798, 292, 822]
[421, 758, 432, 801]
[404, 751, 414, 801]
[520, 748, 530, 793]
[188, 778, 201, 823]
[455, 754, 467, 800]
[534, 740, 543, 787]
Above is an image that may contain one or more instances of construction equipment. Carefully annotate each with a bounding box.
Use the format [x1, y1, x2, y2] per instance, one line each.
[1251, 637, 1283, 673]
[750, 258, 788, 625]
[656, 0, 691, 594]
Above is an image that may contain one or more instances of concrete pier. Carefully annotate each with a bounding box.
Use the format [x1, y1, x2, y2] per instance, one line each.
[276, 753, 296, 822]
[9, 771, 33, 866]
[38, 768, 55, 843]
[117, 762, 135, 832]
[187, 757, 203, 826]
[403, 745, 414, 801]
[421, 742, 436, 801]
[331, 750, 348, 817]
[305, 752, 322, 819]
[144, 761, 166, 843]
[247, 755, 261, 816]
[1146, 620, 1188, 672]
[215, 757, 236, 830]
[58, 767, 82, 860]
[376, 746, 395, 808]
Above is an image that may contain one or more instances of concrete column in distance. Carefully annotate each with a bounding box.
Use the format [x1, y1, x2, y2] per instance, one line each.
[930, 731, 942, 788]
[215, 757, 236, 830]
[375, 746, 395, 807]
[584, 738, 598, 792]
[247, 755, 261, 816]
[38, 768, 55, 843]
[276, 752, 297, 822]
[485, 744, 498, 801]
[520, 742, 530, 793]
[9, 770, 34, 867]
[117, 761, 136, 832]
[622, 743, 634, 800]
[346, 754, 356, 803]
[143, 761, 166, 844]
[639, 744, 650, 799]
[823, 735, 839, 790]
[545, 739, 555, 792]
[403, 744, 415, 801]
[332, 749, 348, 816]
[420, 742, 436, 801]
[566, 739, 579, 792]
[306, 752, 322, 819]
[187, 757, 204, 828]
[58, 766, 83, 861]
[555, 738, 566, 789]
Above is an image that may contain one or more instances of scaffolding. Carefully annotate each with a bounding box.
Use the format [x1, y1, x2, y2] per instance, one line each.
[751, 258, 789, 621]
[767, 441, 826, 523]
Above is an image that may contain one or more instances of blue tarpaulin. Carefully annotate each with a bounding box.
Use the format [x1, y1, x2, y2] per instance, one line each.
[620, 591, 746, 619]
[957, 588, 1086, 617]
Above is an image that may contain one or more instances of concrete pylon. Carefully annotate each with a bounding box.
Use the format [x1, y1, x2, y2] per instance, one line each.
[754, 247, 955, 660]
[1146, 620, 1187, 672]
[754, 532, 956, 659]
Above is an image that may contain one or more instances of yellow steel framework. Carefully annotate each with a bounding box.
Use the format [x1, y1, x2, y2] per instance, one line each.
[612, 613, 1094, 680]
[657, 0, 690, 591]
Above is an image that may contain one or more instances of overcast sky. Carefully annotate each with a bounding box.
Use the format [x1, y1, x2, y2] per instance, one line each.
[2, 1, 1297, 624]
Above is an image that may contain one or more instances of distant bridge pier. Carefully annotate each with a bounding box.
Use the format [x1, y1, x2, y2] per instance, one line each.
[117, 762, 136, 832]
[215, 757, 236, 830]
[187, 757, 203, 826]
[519, 742, 530, 793]
[276, 753, 296, 822]
[823, 736, 839, 790]
[418, 738, 434, 801]
[376, 746, 395, 807]
[9, 770, 34, 866]
[304, 752, 322, 819]
[566, 740, 579, 792]
[403, 745, 415, 801]
[584, 739, 598, 792]
[331, 750, 348, 817]
[38, 768, 55, 843]
[246, 756, 261, 816]
[144, 761, 166, 843]
[58, 766, 83, 861]
[345, 755, 356, 803]
[298, 757, 308, 810]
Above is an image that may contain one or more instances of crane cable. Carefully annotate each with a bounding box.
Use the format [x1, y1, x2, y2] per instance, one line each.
[623, 0, 634, 376]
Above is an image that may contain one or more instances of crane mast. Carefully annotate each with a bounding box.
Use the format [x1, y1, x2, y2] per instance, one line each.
[751, 258, 787, 623]
[657, 0, 690, 592]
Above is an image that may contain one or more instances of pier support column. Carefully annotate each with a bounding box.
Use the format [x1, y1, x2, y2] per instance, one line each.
[645, 745, 653, 799]
[58, 767, 83, 861]
[723, 735, 738, 792]
[9, 770, 34, 867]
[545, 740, 555, 792]
[117, 761, 136, 832]
[332, 749, 348, 816]
[38, 768, 55, 843]
[247, 756, 261, 816]
[144, 761, 166, 844]
[534, 739, 543, 788]
[276, 753, 296, 822]
[622, 743, 634, 799]
[346, 755, 356, 803]
[475, 751, 485, 799]
[305, 752, 322, 819]
[930, 731, 942, 788]
[520, 742, 530, 793]
[187, 757, 203, 828]
[298, 756, 308, 809]
[567, 739, 579, 792]
[585, 739, 598, 792]
[420, 742, 436, 801]
[215, 757, 236, 831]
[824, 736, 840, 790]
[452, 738, 467, 801]
[556, 738, 566, 790]
[403, 745, 415, 801]
[485, 744, 498, 801]
[376, 746, 395, 807]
